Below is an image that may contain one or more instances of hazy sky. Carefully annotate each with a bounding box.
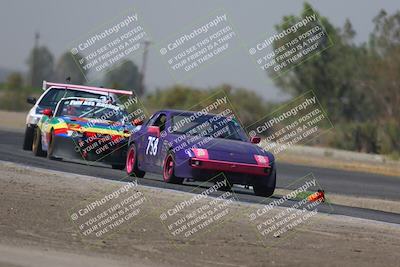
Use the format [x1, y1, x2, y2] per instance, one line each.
[1, 0, 399, 101]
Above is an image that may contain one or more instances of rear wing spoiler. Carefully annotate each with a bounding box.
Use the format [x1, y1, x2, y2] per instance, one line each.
[42, 81, 133, 95]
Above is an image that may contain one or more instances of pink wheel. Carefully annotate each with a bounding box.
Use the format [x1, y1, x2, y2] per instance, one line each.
[126, 146, 135, 174]
[126, 144, 145, 178]
[163, 154, 174, 181]
[162, 152, 183, 184]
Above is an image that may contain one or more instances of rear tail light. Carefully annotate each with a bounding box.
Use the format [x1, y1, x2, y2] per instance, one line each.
[254, 155, 270, 167]
[191, 148, 209, 159]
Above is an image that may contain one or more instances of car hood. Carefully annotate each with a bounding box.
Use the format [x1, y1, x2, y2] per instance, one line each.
[175, 135, 274, 164]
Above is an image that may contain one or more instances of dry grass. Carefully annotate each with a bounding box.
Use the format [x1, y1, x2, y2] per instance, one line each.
[0, 110, 26, 130]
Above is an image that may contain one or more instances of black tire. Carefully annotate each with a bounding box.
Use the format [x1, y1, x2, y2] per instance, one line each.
[217, 179, 233, 191]
[47, 130, 57, 160]
[112, 164, 125, 170]
[32, 127, 46, 157]
[23, 125, 34, 150]
[126, 143, 145, 178]
[253, 169, 276, 197]
[163, 151, 183, 184]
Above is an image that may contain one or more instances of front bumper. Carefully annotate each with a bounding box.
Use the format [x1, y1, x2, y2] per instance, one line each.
[185, 157, 273, 184]
[52, 135, 127, 165]
[189, 157, 271, 176]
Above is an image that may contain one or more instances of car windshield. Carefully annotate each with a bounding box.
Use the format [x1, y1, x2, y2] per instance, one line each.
[39, 88, 111, 109]
[56, 99, 128, 123]
[171, 113, 247, 141]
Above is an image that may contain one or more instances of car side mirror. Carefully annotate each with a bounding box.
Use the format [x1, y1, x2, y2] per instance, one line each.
[250, 136, 261, 144]
[147, 126, 160, 137]
[132, 119, 143, 126]
[42, 108, 53, 117]
[27, 96, 36, 105]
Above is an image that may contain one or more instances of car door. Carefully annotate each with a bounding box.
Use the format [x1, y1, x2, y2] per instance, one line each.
[142, 113, 167, 173]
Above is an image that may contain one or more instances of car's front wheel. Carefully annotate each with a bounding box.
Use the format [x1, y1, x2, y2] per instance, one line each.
[23, 125, 34, 150]
[32, 127, 46, 157]
[126, 143, 145, 178]
[163, 152, 183, 184]
[253, 169, 276, 197]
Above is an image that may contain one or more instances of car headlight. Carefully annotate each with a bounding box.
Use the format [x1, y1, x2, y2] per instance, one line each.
[191, 148, 209, 159]
[254, 155, 270, 166]
[27, 115, 41, 125]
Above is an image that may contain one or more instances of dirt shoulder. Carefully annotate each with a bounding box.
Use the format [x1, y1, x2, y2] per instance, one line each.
[0, 160, 399, 267]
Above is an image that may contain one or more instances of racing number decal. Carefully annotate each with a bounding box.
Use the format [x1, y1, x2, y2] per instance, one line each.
[146, 136, 159, 156]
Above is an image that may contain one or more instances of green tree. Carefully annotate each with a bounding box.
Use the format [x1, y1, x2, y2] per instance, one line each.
[271, 4, 400, 154]
[365, 10, 400, 120]
[145, 84, 271, 127]
[54, 52, 86, 84]
[145, 85, 206, 112]
[27, 46, 54, 87]
[6, 72, 24, 89]
[0, 72, 32, 111]
[270, 2, 373, 122]
[104, 60, 141, 94]
[364, 10, 400, 154]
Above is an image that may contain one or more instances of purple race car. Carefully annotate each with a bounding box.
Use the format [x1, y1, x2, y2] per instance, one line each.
[125, 110, 276, 197]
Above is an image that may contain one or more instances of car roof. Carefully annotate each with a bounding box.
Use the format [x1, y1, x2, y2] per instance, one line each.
[54, 97, 122, 114]
[157, 109, 219, 116]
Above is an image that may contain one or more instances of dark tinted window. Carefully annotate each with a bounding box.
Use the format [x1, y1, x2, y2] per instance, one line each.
[56, 99, 128, 122]
[39, 88, 107, 109]
[171, 113, 247, 141]
[151, 113, 167, 131]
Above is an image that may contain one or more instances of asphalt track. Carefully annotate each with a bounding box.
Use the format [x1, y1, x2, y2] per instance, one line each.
[0, 129, 399, 224]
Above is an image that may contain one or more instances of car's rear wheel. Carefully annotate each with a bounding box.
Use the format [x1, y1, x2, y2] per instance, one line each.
[163, 152, 183, 184]
[23, 125, 34, 150]
[253, 169, 276, 197]
[126, 143, 145, 178]
[32, 127, 46, 157]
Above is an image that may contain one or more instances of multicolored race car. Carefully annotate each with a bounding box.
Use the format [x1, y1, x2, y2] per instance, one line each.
[24, 81, 133, 151]
[33, 97, 137, 169]
[125, 110, 276, 197]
